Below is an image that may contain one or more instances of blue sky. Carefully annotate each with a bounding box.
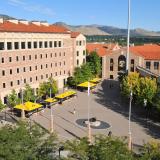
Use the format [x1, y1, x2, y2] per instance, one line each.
[0, 0, 160, 31]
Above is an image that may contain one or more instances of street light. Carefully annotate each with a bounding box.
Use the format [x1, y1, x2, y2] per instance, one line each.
[50, 80, 53, 133]
[87, 81, 91, 143]
[58, 146, 64, 159]
[21, 76, 25, 119]
[128, 86, 132, 150]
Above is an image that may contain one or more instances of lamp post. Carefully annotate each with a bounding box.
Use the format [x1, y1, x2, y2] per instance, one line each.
[58, 146, 64, 159]
[87, 81, 91, 143]
[128, 87, 132, 150]
[50, 81, 53, 133]
[21, 76, 25, 119]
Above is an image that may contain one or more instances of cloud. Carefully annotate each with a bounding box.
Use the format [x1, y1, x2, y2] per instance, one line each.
[7, 0, 55, 17]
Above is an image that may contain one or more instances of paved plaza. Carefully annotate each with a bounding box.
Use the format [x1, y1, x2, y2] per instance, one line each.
[31, 80, 160, 146]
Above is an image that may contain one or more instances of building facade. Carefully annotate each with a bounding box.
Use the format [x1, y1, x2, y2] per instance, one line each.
[102, 44, 160, 80]
[0, 19, 86, 103]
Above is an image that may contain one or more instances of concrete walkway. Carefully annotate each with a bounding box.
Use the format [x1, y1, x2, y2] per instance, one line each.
[31, 80, 160, 146]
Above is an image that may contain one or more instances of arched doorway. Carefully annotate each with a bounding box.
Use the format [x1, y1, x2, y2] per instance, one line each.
[118, 55, 126, 73]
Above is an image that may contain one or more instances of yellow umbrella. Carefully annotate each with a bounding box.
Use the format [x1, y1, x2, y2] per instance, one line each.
[14, 101, 42, 111]
[90, 78, 101, 83]
[55, 90, 76, 99]
[77, 82, 96, 88]
[45, 98, 57, 103]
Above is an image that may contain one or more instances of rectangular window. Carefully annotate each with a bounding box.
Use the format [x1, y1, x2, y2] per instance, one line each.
[154, 62, 159, 70]
[41, 65, 43, 69]
[54, 41, 57, 47]
[46, 54, 47, 58]
[9, 57, 12, 62]
[34, 41, 37, 48]
[10, 69, 12, 75]
[30, 77, 32, 82]
[28, 42, 31, 49]
[7, 42, 12, 50]
[23, 56, 25, 61]
[110, 58, 114, 71]
[39, 41, 43, 48]
[3, 83, 6, 88]
[16, 56, 19, 61]
[23, 67, 26, 72]
[29, 66, 32, 71]
[17, 68, 19, 73]
[36, 76, 38, 81]
[77, 51, 79, 56]
[44, 41, 48, 48]
[2, 70, 5, 76]
[146, 61, 151, 70]
[49, 41, 52, 48]
[40, 54, 42, 59]
[83, 58, 85, 64]
[50, 53, 52, 58]
[35, 66, 37, 70]
[79, 41, 82, 46]
[41, 75, 43, 79]
[14, 42, 19, 49]
[35, 55, 37, 59]
[77, 59, 79, 66]
[0, 42, 4, 50]
[46, 64, 48, 68]
[59, 52, 61, 56]
[110, 75, 114, 79]
[83, 50, 86, 56]
[17, 80, 20, 85]
[64, 52, 65, 56]
[29, 55, 31, 60]
[24, 79, 26, 83]
[55, 53, 57, 57]
[130, 59, 135, 72]
[10, 81, 13, 87]
[64, 61, 65, 65]
[58, 41, 62, 47]
[21, 42, 25, 49]
[1, 57, 4, 63]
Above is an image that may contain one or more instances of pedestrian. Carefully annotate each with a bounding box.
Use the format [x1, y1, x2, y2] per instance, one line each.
[73, 107, 76, 114]
[108, 131, 112, 137]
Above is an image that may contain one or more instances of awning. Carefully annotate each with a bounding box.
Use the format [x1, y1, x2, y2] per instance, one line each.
[77, 81, 96, 88]
[44, 98, 57, 103]
[55, 90, 76, 99]
[90, 78, 101, 83]
[14, 101, 42, 111]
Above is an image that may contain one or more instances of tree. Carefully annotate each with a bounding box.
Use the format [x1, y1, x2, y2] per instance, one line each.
[38, 78, 58, 98]
[7, 89, 20, 107]
[81, 63, 94, 81]
[65, 136, 134, 160]
[0, 100, 6, 111]
[121, 73, 157, 106]
[0, 122, 59, 160]
[136, 77, 157, 105]
[23, 84, 36, 102]
[87, 51, 101, 77]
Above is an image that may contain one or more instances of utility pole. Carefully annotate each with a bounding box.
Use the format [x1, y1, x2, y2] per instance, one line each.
[87, 81, 91, 143]
[128, 86, 132, 150]
[126, 0, 131, 74]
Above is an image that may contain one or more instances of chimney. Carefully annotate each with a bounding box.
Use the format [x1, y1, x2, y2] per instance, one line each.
[8, 19, 18, 24]
[31, 21, 40, 26]
[0, 18, 4, 23]
[40, 22, 49, 26]
[19, 20, 29, 25]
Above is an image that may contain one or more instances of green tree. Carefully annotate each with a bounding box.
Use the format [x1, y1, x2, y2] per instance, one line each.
[38, 78, 58, 98]
[0, 100, 6, 111]
[137, 77, 157, 105]
[7, 89, 20, 107]
[23, 84, 36, 102]
[81, 63, 94, 81]
[0, 122, 59, 160]
[65, 136, 134, 160]
[87, 51, 101, 77]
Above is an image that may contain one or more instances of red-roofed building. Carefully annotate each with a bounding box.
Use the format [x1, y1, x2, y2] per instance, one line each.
[87, 43, 120, 57]
[102, 44, 160, 80]
[0, 19, 86, 103]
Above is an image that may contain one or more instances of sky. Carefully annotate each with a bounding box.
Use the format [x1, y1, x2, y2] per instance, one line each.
[0, 0, 160, 31]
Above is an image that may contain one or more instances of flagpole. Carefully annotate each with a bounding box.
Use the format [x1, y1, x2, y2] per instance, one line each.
[88, 81, 91, 143]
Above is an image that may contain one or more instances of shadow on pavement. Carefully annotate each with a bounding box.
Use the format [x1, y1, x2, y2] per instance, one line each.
[94, 79, 160, 139]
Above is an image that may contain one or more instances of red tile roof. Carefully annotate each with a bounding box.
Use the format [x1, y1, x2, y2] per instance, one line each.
[0, 21, 70, 34]
[130, 44, 160, 60]
[71, 32, 81, 38]
[87, 43, 120, 57]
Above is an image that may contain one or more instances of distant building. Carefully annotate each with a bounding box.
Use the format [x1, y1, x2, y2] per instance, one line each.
[102, 44, 160, 80]
[0, 19, 86, 103]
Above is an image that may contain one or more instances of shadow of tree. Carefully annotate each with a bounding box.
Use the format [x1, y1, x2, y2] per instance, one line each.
[94, 79, 160, 139]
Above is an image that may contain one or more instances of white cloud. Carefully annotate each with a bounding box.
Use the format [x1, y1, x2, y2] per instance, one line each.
[7, 0, 55, 17]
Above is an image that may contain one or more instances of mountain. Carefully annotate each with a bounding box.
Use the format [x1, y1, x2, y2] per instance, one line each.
[0, 14, 15, 20]
[55, 22, 160, 37]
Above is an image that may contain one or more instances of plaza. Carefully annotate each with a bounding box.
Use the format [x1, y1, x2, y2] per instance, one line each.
[31, 80, 160, 146]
